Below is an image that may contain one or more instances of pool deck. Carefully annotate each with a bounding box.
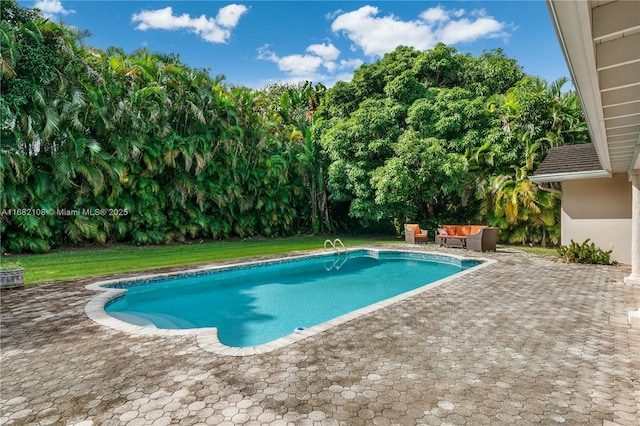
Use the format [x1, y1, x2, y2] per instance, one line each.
[1, 244, 639, 425]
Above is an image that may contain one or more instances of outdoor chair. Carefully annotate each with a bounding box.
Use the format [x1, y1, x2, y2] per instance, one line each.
[465, 227, 498, 252]
[404, 224, 428, 244]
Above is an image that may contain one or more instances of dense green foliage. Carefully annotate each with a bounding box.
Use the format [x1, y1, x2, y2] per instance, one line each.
[1, 0, 589, 253]
[557, 239, 614, 265]
[315, 44, 588, 244]
[1, 0, 327, 252]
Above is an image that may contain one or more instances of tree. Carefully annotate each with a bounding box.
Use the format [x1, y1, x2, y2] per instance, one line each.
[371, 130, 468, 222]
[320, 97, 405, 223]
[269, 82, 331, 233]
[477, 77, 587, 245]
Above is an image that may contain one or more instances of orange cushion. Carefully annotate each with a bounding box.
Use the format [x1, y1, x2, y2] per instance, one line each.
[440, 225, 487, 236]
[469, 226, 485, 235]
[406, 224, 421, 234]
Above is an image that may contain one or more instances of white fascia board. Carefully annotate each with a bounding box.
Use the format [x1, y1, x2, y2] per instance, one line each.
[546, 0, 612, 171]
[530, 170, 612, 183]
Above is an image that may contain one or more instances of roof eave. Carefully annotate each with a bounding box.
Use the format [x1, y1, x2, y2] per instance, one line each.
[530, 169, 612, 183]
[545, 0, 612, 172]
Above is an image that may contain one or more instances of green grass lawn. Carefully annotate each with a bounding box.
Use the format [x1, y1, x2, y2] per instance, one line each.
[6, 235, 400, 285]
[508, 245, 558, 257]
[3, 235, 559, 286]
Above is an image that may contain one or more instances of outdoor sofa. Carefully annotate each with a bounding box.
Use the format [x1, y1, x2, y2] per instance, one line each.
[436, 225, 498, 252]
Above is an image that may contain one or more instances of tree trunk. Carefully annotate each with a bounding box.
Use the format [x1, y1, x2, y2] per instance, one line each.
[427, 199, 436, 219]
[310, 179, 317, 234]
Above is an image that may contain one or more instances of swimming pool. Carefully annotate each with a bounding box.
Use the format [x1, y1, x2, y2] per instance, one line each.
[86, 248, 491, 355]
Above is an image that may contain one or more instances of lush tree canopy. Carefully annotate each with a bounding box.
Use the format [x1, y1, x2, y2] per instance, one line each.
[1, 0, 589, 252]
[315, 43, 587, 243]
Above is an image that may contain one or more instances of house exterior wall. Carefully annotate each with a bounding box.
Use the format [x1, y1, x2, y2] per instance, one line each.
[561, 173, 632, 264]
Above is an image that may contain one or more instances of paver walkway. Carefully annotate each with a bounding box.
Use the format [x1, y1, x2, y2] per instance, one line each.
[1, 245, 639, 425]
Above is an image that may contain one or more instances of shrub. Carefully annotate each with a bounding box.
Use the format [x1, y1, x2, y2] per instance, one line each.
[556, 239, 615, 265]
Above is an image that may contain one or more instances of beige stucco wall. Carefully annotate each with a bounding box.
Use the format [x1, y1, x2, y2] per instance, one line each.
[561, 173, 632, 264]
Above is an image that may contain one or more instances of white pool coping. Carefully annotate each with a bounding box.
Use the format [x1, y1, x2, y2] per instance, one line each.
[85, 247, 496, 356]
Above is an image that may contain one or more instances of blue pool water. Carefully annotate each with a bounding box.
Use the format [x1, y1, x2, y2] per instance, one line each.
[106, 250, 480, 347]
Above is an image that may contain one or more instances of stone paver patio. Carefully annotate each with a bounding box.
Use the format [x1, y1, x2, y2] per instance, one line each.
[1, 245, 639, 425]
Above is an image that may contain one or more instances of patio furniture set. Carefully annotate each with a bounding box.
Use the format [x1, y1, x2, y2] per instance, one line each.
[404, 223, 498, 252]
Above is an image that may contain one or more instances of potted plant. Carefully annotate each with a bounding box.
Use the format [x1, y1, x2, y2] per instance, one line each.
[0, 260, 24, 289]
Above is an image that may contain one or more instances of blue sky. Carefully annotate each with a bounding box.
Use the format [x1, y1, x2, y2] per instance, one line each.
[20, 0, 571, 89]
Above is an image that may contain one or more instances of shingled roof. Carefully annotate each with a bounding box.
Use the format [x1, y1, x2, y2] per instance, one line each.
[531, 143, 610, 182]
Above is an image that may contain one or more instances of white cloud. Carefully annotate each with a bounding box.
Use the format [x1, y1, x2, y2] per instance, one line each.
[323, 57, 363, 73]
[257, 45, 278, 62]
[216, 4, 248, 28]
[419, 6, 448, 24]
[323, 61, 338, 73]
[278, 54, 324, 76]
[131, 4, 248, 44]
[258, 42, 363, 81]
[339, 58, 364, 69]
[307, 42, 340, 61]
[257, 4, 508, 87]
[331, 5, 508, 57]
[34, 0, 74, 20]
[325, 9, 344, 20]
[452, 9, 466, 18]
[257, 42, 362, 86]
[439, 18, 505, 44]
[331, 6, 437, 57]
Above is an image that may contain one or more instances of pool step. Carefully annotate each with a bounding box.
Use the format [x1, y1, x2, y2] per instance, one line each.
[110, 311, 195, 329]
